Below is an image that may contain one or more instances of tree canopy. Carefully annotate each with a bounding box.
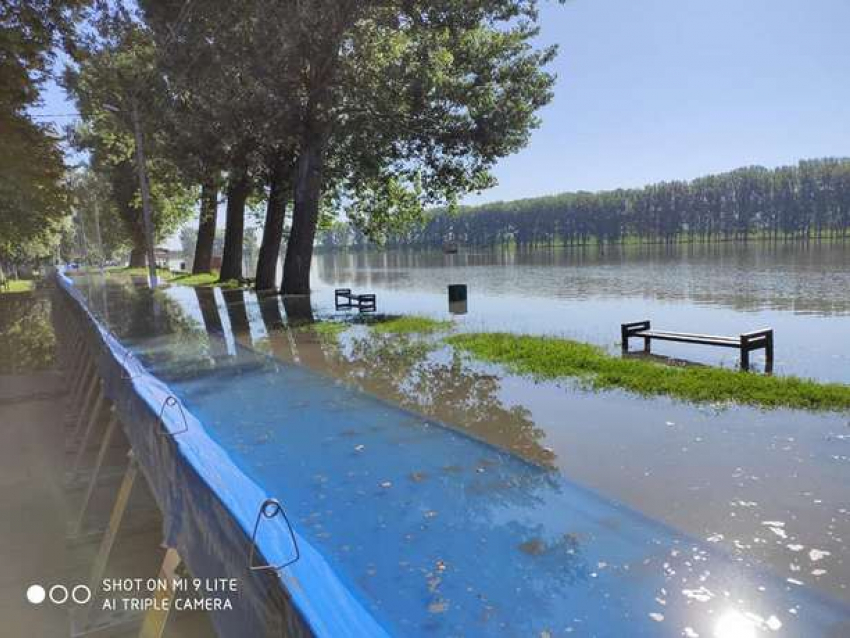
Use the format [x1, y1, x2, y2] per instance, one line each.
[63, 11, 197, 266]
[5, 0, 558, 284]
[318, 159, 850, 249]
[0, 0, 87, 265]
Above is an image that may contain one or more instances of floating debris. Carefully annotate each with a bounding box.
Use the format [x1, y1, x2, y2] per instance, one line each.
[519, 539, 546, 556]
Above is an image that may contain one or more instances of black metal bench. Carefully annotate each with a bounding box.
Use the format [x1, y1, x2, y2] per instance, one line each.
[335, 288, 376, 313]
[621, 320, 774, 371]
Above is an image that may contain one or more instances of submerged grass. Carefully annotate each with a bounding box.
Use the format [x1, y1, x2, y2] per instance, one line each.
[170, 272, 241, 288]
[106, 267, 240, 288]
[107, 266, 174, 278]
[306, 321, 351, 337]
[446, 332, 850, 411]
[1, 279, 34, 293]
[370, 315, 453, 335]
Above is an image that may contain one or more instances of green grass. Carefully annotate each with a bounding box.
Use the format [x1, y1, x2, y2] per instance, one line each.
[1, 279, 34, 293]
[306, 321, 351, 337]
[446, 332, 850, 411]
[295, 315, 451, 338]
[169, 272, 241, 288]
[106, 267, 241, 288]
[370, 315, 453, 335]
[107, 266, 175, 279]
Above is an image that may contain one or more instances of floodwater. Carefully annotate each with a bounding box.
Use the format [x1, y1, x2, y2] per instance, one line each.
[65, 242, 850, 634]
[310, 242, 850, 383]
[305, 244, 850, 598]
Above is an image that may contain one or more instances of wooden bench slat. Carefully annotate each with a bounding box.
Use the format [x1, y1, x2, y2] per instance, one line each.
[639, 332, 740, 348]
[639, 330, 740, 345]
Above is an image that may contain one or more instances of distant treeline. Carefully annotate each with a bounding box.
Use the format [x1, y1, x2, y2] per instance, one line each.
[320, 158, 850, 248]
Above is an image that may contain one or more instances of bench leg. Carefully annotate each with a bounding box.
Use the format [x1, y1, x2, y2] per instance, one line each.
[741, 346, 750, 371]
[643, 336, 651, 353]
[621, 328, 629, 353]
[765, 333, 774, 374]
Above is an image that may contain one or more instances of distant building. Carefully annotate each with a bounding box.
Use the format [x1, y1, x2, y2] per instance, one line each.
[155, 247, 187, 272]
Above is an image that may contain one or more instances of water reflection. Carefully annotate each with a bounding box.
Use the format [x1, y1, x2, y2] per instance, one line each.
[311, 244, 850, 383]
[194, 287, 227, 358]
[314, 243, 850, 315]
[67, 273, 850, 635]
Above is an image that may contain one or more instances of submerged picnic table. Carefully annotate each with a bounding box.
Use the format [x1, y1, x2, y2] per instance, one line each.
[622, 320, 774, 370]
[335, 288, 377, 312]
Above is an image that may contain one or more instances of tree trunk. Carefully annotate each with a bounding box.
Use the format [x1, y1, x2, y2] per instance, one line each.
[282, 294, 314, 324]
[281, 136, 325, 295]
[255, 155, 291, 291]
[128, 239, 146, 268]
[192, 179, 218, 274]
[219, 165, 250, 282]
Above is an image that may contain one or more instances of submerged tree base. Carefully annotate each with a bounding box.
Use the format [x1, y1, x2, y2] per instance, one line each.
[446, 333, 850, 411]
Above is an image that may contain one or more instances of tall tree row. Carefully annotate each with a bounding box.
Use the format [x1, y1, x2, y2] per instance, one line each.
[0, 1, 88, 271]
[13, 0, 557, 283]
[319, 159, 850, 249]
[133, 0, 557, 292]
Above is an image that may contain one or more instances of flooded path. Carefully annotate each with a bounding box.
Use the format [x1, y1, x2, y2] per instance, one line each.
[68, 262, 850, 634]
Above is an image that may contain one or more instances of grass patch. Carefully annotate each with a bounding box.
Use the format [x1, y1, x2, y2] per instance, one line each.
[446, 332, 850, 411]
[1, 279, 34, 293]
[303, 321, 350, 337]
[106, 267, 242, 289]
[169, 272, 219, 286]
[370, 315, 453, 335]
[107, 266, 175, 279]
[169, 272, 242, 288]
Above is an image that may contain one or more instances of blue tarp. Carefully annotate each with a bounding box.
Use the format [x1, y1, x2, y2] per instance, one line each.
[56, 273, 850, 637]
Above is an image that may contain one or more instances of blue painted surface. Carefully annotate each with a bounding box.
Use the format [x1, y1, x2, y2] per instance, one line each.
[63, 274, 850, 637]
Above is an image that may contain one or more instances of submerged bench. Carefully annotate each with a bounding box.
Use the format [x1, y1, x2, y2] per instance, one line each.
[621, 320, 774, 371]
[335, 288, 377, 312]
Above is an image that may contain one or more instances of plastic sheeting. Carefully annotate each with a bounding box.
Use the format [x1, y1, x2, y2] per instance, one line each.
[56, 273, 388, 638]
[54, 273, 850, 637]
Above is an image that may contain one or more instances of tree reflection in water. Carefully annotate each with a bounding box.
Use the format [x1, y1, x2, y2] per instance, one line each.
[251, 295, 556, 468]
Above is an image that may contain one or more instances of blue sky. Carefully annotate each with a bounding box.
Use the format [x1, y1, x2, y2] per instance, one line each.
[32, 0, 850, 207]
[467, 0, 850, 203]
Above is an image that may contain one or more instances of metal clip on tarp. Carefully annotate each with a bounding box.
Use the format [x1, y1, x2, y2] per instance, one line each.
[157, 395, 189, 436]
[249, 498, 300, 571]
[121, 349, 142, 380]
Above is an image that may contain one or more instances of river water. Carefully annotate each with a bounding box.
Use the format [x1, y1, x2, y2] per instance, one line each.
[309, 243, 850, 608]
[310, 242, 850, 383]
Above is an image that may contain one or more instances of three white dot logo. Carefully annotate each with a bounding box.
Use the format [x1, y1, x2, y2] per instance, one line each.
[27, 584, 91, 605]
